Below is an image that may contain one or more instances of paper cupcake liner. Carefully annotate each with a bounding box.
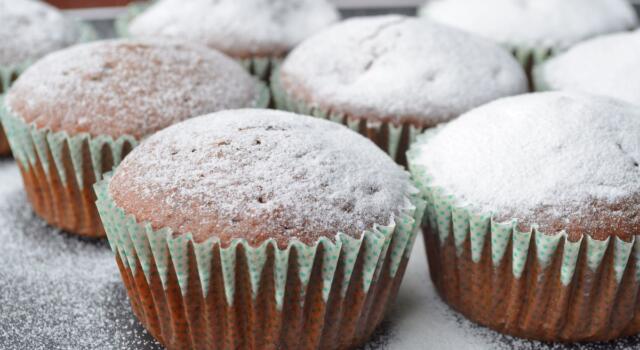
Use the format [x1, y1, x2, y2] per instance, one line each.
[271, 69, 425, 166]
[0, 86, 270, 237]
[407, 130, 640, 342]
[116, 1, 283, 83]
[94, 173, 425, 349]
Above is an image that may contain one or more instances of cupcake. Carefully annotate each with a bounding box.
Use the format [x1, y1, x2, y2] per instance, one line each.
[407, 92, 640, 342]
[120, 0, 339, 81]
[1, 39, 268, 237]
[534, 30, 640, 105]
[273, 15, 527, 166]
[95, 109, 424, 350]
[419, 0, 638, 78]
[0, 0, 93, 156]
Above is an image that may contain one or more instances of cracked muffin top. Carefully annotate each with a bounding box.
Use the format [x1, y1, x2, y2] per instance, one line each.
[411, 92, 640, 241]
[109, 109, 412, 247]
[128, 0, 339, 59]
[6, 39, 264, 139]
[0, 0, 84, 67]
[278, 15, 527, 127]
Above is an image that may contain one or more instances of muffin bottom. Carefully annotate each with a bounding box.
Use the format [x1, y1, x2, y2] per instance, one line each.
[11, 130, 134, 237]
[116, 241, 411, 350]
[424, 226, 640, 342]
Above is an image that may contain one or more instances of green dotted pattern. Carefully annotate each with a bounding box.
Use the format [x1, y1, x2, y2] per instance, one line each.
[270, 67, 422, 162]
[560, 236, 583, 285]
[1, 102, 138, 189]
[95, 174, 425, 309]
[407, 130, 638, 286]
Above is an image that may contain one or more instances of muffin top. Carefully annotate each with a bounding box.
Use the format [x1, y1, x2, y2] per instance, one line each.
[535, 31, 640, 106]
[279, 15, 527, 127]
[0, 0, 82, 66]
[109, 109, 410, 247]
[128, 0, 339, 59]
[411, 92, 640, 240]
[6, 39, 263, 140]
[419, 0, 638, 51]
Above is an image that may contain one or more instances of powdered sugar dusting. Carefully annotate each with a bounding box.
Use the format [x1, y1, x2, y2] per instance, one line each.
[280, 15, 527, 125]
[129, 0, 339, 58]
[413, 92, 640, 232]
[0, 0, 82, 66]
[420, 0, 638, 51]
[0, 162, 161, 350]
[537, 30, 640, 106]
[110, 109, 410, 246]
[6, 39, 262, 139]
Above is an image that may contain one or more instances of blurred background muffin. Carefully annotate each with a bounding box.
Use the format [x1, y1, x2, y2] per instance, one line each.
[1, 39, 268, 237]
[534, 30, 640, 105]
[419, 0, 638, 82]
[0, 0, 93, 156]
[273, 15, 527, 165]
[120, 0, 339, 81]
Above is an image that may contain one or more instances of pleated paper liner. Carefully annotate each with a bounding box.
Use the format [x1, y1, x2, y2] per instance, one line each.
[115, 1, 283, 83]
[0, 22, 96, 157]
[408, 130, 640, 342]
[271, 68, 425, 167]
[94, 173, 426, 350]
[0, 86, 270, 238]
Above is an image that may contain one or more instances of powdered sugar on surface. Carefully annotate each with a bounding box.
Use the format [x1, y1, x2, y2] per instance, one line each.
[413, 92, 640, 230]
[419, 0, 638, 51]
[109, 109, 410, 245]
[1, 159, 639, 348]
[6, 39, 262, 139]
[279, 15, 527, 125]
[537, 30, 640, 106]
[129, 0, 339, 58]
[0, 0, 82, 66]
[0, 160, 162, 350]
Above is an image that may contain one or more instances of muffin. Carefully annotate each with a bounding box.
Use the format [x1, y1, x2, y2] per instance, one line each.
[534, 30, 640, 105]
[1, 39, 268, 237]
[273, 15, 527, 166]
[419, 0, 638, 78]
[407, 92, 640, 342]
[0, 0, 93, 156]
[120, 0, 339, 81]
[94, 109, 424, 350]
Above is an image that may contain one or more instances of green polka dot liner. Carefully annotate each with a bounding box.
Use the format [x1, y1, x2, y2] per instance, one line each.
[407, 129, 639, 287]
[115, 1, 283, 82]
[271, 67, 423, 163]
[0, 101, 139, 190]
[94, 173, 426, 310]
